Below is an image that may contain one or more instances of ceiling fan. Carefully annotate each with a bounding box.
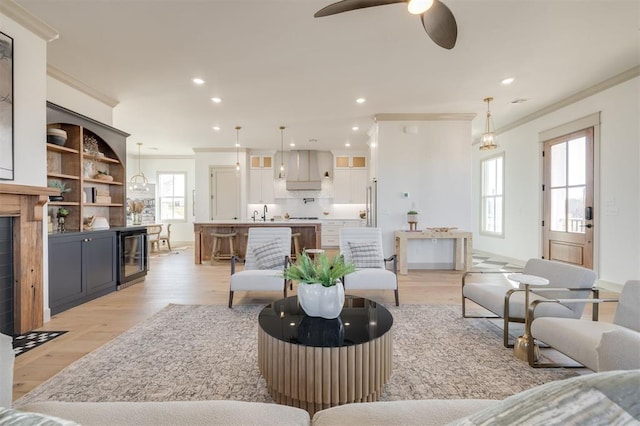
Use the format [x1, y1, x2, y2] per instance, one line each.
[314, 0, 457, 49]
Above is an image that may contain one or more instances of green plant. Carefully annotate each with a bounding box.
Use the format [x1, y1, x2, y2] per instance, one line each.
[56, 207, 69, 217]
[47, 180, 71, 194]
[407, 210, 418, 215]
[284, 252, 355, 287]
[97, 169, 110, 175]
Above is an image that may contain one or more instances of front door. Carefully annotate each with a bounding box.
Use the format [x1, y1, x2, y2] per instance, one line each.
[209, 166, 240, 220]
[542, 128, 594, 268]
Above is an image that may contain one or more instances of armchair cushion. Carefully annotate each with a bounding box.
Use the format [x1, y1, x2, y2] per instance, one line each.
[230, 269, 287, 292]
[343, 268, 397, 290]
[596, 328, 640, 371]
[348, 241, 384, 269]
[252, 240, 285, 270]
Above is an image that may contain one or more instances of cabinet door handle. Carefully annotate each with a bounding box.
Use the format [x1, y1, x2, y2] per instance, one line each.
[83, 238, 92, 242]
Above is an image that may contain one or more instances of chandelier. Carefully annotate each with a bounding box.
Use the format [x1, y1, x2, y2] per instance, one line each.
[235, 126, 241, 172]
[128, 142, 149, 192]
[479, 97, 498, 151]
[279, 126, 286, 179]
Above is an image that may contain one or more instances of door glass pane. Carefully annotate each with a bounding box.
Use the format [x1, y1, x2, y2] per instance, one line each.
[568, 137, 586, 186]
[568, 186, 585, 234]
[550, 142, 566, 187]
[550, 188, 566, 231]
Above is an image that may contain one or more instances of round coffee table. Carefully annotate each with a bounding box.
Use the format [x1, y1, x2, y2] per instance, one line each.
[258, 295, 394, 416]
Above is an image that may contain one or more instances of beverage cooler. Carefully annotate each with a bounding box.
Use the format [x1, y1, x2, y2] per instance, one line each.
[117, 228, 148, 290]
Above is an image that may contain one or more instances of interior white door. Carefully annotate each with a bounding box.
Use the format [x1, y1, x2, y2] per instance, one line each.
[209, 166, 239, 220]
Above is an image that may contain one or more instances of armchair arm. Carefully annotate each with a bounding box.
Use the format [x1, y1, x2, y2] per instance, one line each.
[526, 297, 619, 336]
[384, 254, 397, 274]
[230, 255, 245, 275]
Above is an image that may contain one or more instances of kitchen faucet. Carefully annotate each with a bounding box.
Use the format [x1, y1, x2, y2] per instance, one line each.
[251, 210, 259, 222]
[262, 204, 268, 222]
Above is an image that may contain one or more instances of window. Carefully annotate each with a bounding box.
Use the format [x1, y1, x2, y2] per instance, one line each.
[158, 172, 186, 221]
[481, 154, 504, 236]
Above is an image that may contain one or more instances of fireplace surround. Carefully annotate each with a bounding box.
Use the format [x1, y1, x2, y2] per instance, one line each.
[0, 183, 57, 334]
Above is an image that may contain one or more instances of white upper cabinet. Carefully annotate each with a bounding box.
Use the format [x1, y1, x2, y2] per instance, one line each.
[249, 152, 275, 203]
[332, 151, 368, 204]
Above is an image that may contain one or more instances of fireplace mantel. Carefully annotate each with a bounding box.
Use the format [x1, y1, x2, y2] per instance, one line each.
[0, 183, 58, 334]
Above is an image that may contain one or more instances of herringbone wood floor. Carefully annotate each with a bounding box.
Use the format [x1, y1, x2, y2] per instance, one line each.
[12, 244, 615, 401]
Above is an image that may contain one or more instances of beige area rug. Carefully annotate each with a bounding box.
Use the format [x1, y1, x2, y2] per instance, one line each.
[149, 245, 190, 258]
[15, 304, 578, 406]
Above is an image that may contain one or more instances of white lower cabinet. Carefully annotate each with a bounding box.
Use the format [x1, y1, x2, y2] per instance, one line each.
[321, 220, 365, 248]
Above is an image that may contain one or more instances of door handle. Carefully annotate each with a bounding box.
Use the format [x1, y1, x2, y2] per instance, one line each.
[580, 224, 593, 229]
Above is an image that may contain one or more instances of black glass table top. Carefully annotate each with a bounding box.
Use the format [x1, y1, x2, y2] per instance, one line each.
[258, 295, 393, 348]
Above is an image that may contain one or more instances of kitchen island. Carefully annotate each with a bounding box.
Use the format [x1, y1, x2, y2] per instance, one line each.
[193, 221, 321, 264]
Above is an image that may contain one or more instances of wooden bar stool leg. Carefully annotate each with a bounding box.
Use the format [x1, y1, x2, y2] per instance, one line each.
[291, 233, 301, 260]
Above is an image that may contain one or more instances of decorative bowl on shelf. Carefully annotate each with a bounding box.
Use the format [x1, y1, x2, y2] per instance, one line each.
[47, 128, 67, 146]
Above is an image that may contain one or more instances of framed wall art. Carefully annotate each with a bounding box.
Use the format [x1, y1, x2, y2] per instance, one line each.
[0, 31, 13, 180]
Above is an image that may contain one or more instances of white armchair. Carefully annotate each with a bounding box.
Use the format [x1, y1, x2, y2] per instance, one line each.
[228, 227, 291, 308]
[0, 333, 13, 408]
[339, 227, 399, 306]
[462, 258, 597, 347]
[529, 280, 640, 370]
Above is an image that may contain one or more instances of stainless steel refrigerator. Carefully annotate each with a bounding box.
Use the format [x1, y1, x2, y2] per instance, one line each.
[366, 178, 377, 227]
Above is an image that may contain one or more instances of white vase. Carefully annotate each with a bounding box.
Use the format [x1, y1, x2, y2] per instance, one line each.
[297, 281, 345, 319]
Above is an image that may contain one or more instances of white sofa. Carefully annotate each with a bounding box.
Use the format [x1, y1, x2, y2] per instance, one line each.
[2, 334, 639, 425]
[530, 280, 640, 371]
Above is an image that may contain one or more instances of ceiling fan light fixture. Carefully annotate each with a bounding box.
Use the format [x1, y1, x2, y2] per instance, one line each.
[408, 0, 434, 15]
[480, 97, 498, 151]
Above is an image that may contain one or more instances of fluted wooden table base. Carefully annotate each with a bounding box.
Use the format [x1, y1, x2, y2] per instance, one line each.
[258, 327, 393, 416]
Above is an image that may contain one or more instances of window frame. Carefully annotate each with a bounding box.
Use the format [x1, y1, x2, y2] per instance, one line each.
[480, 153, 505, 237]
[157, 171, 187, 223]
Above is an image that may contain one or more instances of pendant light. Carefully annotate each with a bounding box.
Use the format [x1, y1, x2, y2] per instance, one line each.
[235, 126, 241, 172]
[407, 0, 434, 14]
[128, 142, 149, 192]
[279, 126, 286, 179]
[479, 97, 498, 151]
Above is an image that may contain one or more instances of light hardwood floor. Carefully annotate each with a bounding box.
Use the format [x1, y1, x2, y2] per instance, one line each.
[12, 244, 616, 401]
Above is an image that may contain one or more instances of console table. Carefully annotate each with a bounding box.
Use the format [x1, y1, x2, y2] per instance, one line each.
[394, 230, 473, 274]
[257, 296, 393, 416]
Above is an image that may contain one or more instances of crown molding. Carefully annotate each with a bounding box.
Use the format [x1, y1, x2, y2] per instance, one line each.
[374, 113, 476, 122]
[0, 0, 58, 41]
[193, 147, 246, 153]
[47, 64, 119, 107]
[497, 66, 640, 135]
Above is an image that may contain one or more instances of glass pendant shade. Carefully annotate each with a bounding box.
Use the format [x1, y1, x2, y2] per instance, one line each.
[279, 126, 286, 179]
[480, 97, 498, 151]
[235, 126, 241, 172]
[129, 142, 149, 192]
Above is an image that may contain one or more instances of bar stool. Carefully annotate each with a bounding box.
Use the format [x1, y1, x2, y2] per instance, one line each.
[211, 232, 237, 263]
[291, 233, 301, 260]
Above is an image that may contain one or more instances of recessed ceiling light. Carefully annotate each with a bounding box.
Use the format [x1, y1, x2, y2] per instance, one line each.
[212, 126, 221, 131]
[356, 98, 366, 104]
[235, 143, 240, 147]
[352, 126, 359, 131]
[192, 78, 205, 85]
[345, 142, 351, 147]
[289, 143, 296, 147]
[501, 77, 515, 85]
[211, 97, 222, 103]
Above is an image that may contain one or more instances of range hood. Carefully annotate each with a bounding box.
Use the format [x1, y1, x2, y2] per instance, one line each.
[286, 150, 322, 191]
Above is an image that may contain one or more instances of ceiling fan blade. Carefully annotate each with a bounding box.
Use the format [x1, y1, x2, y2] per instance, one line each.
[314, 0, 406, 18]
[421, 0, 457, 49]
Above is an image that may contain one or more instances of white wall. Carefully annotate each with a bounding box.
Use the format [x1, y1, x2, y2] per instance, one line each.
[47, 76, 113, 126]
[132, 155, 196, 243]
[193, 149, 247, 222]
[472, 76, 640, 286]
[376, 120, 473, 267]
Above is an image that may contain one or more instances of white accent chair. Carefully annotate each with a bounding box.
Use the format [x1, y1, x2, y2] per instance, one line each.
[529, 280, 640, 371]
[228, 227, 291, 308]
[339, 227, 399, 306]
[462, 258, 597, 347]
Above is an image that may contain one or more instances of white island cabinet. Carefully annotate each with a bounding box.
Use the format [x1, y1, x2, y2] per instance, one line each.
[321, 219, 365, 248]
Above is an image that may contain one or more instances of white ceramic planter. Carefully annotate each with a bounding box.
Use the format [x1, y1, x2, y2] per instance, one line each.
[297, 281, 345, 319]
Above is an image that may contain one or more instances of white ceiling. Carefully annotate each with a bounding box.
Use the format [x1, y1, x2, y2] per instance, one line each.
[17, 0, 640, 156]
